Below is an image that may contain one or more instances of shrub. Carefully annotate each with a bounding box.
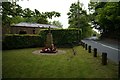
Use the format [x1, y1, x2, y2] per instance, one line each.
[3, 29, 81, 50]
[39, 28, 81, 47]
[2, 34, 44, 50]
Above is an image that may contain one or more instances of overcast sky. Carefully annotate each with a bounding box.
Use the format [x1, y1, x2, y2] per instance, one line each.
[17, 0, 90, 28]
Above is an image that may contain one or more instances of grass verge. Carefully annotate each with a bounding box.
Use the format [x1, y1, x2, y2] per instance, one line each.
[2, 46, 118, 78]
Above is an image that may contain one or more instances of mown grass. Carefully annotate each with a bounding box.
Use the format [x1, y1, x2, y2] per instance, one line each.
[2, 46, 118, 78]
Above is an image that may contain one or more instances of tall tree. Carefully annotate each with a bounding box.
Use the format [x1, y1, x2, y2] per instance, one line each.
[2, 2, 13, 25]
[44, 11, 60, 19]
[67, 1, 92, 38]
[23, 8, 34, 18]
[2, 2, 24, 25]
[52, 20, 63, 28]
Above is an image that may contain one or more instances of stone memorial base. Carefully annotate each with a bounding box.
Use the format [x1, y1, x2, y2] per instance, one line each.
[40, 26, 57, 54]
[32, 50, 66, 55]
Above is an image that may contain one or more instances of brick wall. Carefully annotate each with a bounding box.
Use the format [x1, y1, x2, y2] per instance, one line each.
[10, 26, 40, 34]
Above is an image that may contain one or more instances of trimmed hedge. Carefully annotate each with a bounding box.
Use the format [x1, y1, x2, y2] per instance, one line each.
[2, 29, 81, 49]
[2, 34, 44, 50]
[40, 28, 81, 47]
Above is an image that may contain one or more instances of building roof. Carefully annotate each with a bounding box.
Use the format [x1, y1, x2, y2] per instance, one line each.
[12, 22, 58, 28]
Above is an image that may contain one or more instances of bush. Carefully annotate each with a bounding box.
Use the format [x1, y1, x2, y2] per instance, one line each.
[3, 29, 81, 50]
[2, 34, 44, 50]
[40, 28, 81, 47]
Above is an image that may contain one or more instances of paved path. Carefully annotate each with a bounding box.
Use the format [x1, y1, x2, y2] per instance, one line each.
[82, 39, 120, 64]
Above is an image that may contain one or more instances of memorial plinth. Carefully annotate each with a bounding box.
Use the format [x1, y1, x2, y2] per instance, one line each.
[40, 26, 57, 53]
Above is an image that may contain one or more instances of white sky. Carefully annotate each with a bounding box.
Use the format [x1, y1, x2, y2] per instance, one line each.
[17, 0, 90, 28]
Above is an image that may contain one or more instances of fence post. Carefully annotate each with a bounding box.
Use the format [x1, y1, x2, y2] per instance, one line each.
[83, 43, 85, 48]
[118, 61, 120, 78]
[88, 45, 91, 53]
[94, 48, 97, 57]
[102, 52, 107, 65]
[85, 44, 87, 50]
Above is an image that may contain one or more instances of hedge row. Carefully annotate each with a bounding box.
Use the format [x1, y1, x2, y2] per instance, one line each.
[2, 34, 44, 50]
[2, 29, 81, 50]
[39, 28, 81, 47]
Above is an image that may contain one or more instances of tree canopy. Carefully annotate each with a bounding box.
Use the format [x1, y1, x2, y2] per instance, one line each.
[88, 2, 120, 39]
[1, 2, 61, 26]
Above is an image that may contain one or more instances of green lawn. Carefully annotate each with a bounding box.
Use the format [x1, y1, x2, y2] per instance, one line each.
[2, 46, 118, 78]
